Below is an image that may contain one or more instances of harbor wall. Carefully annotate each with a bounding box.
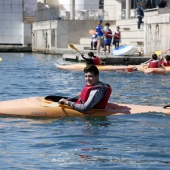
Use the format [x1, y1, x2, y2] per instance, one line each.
[144, 8, 170, 54]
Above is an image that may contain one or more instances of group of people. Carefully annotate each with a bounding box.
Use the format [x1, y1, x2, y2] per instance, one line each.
[59, 64, 112, 113]
[58, 52, 170, 114]
[58, 7, 170, 114]
[91, 21, 121, 55]
[146, 53, 170, 68]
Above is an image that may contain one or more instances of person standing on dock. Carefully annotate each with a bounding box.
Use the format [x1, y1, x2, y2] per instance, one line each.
[90, 33, 97, 50]
[103, 23, 112, 55]
[136, 1, 144, 29]
[95, 21, 104, 55]
[113, 26, 121, 48]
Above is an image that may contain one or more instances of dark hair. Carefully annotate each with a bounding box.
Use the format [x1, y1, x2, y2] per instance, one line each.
[88, 52, 95, 57]
[165, 55, 170, 61]
[152, 54, 158, 60]
[84, 64, 99, 76]
[105, 23, 110, 27]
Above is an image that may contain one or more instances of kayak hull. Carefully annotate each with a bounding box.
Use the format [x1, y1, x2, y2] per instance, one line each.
[112, 45, 136, 56]
[0, 96, 169, 118]
[56, 63, 135, 72]
[137, 66, 170, 74]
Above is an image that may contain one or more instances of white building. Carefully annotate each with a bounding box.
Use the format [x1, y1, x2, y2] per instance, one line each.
[0, 0, 37, 46]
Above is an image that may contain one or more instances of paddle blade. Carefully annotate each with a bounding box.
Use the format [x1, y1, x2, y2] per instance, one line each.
[69, 44, 78, 51]
[0, 57, 2, 62]
[155, 50, 161, 56]
[89, 29, 96, 35]
[69, 44, 82, 55]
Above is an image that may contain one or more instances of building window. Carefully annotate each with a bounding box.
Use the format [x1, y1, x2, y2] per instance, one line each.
[99, 0, 104, 9]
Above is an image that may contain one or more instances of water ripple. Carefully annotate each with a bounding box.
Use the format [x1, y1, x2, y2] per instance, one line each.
[0, 53, 170, 169]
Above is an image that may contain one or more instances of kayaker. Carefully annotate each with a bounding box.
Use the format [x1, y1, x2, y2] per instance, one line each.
[148, 53, 160, 68]
[59, 64, 112, 113]
[81, 52, 101, 65]
[161, 55, 170, 67]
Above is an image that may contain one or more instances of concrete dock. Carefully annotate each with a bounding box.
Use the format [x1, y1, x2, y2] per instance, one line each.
[0, 46, 151, 65]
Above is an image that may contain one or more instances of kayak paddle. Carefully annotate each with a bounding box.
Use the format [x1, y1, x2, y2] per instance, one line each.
[69, 44, 82, 55]
[0, 57, 2, 62]
[133, 59, 151, 71]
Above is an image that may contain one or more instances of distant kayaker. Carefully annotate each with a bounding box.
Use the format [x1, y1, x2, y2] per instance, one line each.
[59, 64, 112, 113]
[148, 53, 160, 68]
[161, 55, 170, 67]
[81, 52, 101, 65]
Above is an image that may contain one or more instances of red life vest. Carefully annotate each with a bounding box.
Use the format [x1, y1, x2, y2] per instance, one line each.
[93, 57, 101, 65]
[161, 61, 170, 67]
[114, 32, 120, 40]
[149, 60, 159, 68]
[105, 29, 112, 39]
[76, 84, 112, 109]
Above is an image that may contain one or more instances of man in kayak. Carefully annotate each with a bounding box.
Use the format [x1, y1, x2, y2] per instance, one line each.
[161, 55, 170, 67]
[81, 52, 101, 65]
[59, 64, 112, 113]
[148, 53, 160, 68]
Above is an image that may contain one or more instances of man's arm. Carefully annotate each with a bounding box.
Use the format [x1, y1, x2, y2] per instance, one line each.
[81, 55, 94, 64]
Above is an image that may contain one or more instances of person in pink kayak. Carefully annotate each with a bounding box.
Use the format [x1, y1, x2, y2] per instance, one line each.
[59, 65, 112, 113]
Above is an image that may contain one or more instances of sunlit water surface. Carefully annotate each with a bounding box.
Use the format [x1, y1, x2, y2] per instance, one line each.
[0, 53, 170, 169]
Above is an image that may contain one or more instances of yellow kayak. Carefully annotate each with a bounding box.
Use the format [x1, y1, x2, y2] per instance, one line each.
[137, 65, 170, 74]
[0, 96, 169, 118]
[56, 63, 135, 72]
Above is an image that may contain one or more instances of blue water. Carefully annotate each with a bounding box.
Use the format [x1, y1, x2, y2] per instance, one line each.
[0, 53, 170, 169]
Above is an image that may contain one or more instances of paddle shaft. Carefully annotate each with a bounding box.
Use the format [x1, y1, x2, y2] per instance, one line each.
[133, 59, 151, 71]
[161, 48, 170, 55]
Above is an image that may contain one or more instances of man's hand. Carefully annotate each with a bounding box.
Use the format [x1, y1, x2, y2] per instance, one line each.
[59, 98, 68, 105]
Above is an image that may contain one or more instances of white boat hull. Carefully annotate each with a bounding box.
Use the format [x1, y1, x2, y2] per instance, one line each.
[112, 45, 136, 56]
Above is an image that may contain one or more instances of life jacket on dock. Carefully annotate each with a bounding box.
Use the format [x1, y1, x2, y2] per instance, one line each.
[105, 29, 112, 39]
[114, 31, 120, 40]
[76, 84, 112, 109]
